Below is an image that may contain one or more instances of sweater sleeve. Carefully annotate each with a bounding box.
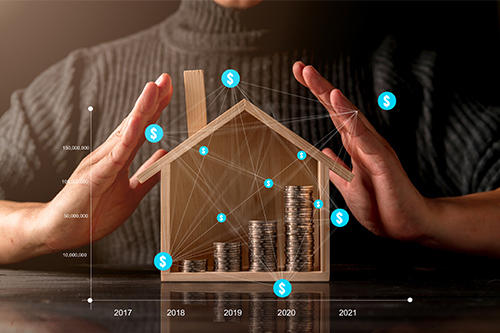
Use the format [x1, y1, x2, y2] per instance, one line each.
[371, 35, 500, 197]
[0, 49, 98, 202]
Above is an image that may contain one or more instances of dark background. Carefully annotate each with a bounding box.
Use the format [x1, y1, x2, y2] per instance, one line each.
[1, 1, 499, 114]
[0, 1, 181, 114]
[0, 1, 499, 268]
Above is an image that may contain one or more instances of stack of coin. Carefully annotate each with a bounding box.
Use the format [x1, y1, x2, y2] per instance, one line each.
[284, 185, 315, 272]
[182, 259, 207, 272]
[182, 292, 207, 305]
[285, 293, 315, 333]
[249, 292, 277, 333]
[213, 292, 241, 322]
[213, 242, 241, 272]
[248, 220, 277, 272]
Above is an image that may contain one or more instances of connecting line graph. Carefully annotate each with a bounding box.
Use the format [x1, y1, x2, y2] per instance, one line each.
[159, 80, 358, 284]
[87, 297, 413, 303]
[84, 72, 412, 307]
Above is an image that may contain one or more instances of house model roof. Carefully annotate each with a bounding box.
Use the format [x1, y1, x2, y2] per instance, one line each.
[137, 99, 354, 184]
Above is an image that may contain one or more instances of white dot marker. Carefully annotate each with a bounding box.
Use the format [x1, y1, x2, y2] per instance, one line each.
[407, 297, 413, 303]
[87, 297, 93, 303]
[88, 106, 94, 112]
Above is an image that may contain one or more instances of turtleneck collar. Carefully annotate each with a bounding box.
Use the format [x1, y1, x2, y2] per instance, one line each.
[159, 0, 373, 56]
[160, 0, 271, 54]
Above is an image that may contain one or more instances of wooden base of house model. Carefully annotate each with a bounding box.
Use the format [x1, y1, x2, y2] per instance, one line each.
[138, 70, 354, 282]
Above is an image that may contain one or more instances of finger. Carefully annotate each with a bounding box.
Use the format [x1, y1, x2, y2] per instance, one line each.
[151, 77, 174, 122]
[330, 89, 395, 159]
[106, 82, 159, 165]
[92, 74, 172, 163]
[123, 77, 174, 170]
[322, 148, 349, 193]
[294, 64, 358, 133]
[89, 82, 160, 192]
[129, 149, 168, 201]
[292, 61, 307, 87]
[301, 65, 337, 109]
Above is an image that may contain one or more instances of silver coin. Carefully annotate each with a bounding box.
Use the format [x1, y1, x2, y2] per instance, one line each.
[284, 186, 315, 272]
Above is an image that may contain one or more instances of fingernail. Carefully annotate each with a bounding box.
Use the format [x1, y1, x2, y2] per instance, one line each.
[310, 65, 320, 75]
[337, 89, 348, 102]
[155, 74, 164, 85]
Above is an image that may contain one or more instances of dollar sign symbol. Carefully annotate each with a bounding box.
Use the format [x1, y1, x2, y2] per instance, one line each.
[383, 95, 390, 108]
[150, 127, 157, 140]
[279, 282, 285, 295]
[227, 73, 234, 86]
[159, 255, 166, 268]
[336, 212, 343, 225]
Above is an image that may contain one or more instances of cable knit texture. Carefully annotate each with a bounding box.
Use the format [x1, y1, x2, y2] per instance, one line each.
[1, 0, 499, 265]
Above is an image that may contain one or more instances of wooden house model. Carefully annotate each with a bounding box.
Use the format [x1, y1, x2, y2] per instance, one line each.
[138, 70, 354, 282]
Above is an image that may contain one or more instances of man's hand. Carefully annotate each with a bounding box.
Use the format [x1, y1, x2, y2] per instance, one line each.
[39, 74, 174, 253]
[293, 61, 430, 242]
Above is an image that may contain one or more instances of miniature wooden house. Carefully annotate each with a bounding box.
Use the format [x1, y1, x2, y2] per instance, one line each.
[138, 70, 354, 282]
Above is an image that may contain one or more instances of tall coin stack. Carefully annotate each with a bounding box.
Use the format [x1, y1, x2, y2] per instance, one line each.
[182, 259, 207, 272]
[284, 185, 315, 272]
[213, 242, 241, 272]
[249, 293, 277, 333]
[248, 220, 277, 272]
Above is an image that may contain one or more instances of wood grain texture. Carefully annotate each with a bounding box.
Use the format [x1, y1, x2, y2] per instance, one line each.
[184, 70, 207, 137]
[161, 110, 328, 281]
[161, 164, 172, 281]
[318, 162, 330, 280]
[138, 99, 354, 183]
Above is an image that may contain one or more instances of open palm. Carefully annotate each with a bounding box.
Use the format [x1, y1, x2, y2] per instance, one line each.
[293, 62, 429, 242]
[40, 74, 173, 251]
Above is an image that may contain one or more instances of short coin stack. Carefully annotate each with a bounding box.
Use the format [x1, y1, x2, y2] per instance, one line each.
[182, 259, 207, 272]
[213, 242, 241, 272]
[213, 292, 241, 322]
[248, 220, 277, 272]
[285, 293, 315, 332]
[284, 185, 315, 272]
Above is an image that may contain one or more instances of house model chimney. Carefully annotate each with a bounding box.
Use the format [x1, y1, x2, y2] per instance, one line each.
[184, 70, 207, 137]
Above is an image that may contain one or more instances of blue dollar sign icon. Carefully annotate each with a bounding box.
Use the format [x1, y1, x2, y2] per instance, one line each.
[217, 213, 226, 223]
[264, 178, 274, 188]
[145, 124, 163, 143]
[199, 146, 209, 156]
[314, 199, 324, 209]
[154, 252, 172, 271]
[331, 208, 349, 227]
[222, 69, 240, 88]
[273, 279, 292, 298]
[378, 91, 396, 111]
[297, 150, 307, 160]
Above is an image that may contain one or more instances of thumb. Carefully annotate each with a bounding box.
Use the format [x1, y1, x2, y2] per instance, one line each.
[322, 148, 349, 194]
[129, 149, 168, 202]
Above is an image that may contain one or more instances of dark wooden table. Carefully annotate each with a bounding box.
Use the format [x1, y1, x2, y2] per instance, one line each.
[1, 263, 499, 332]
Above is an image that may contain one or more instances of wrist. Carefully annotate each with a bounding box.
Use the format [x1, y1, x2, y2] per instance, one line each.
[0, 201, 53, 265]
[20, 202, 55, 258]
[414, 197, 441, 248]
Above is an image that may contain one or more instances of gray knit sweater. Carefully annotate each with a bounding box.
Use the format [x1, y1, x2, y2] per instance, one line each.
[1, 0, 499, 265]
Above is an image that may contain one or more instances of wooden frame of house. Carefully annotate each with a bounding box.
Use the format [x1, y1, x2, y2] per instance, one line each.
[138, 70, 354, 282]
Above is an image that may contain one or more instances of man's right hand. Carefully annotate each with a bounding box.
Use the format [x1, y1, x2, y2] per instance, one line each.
[0, 73, 173, 264]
